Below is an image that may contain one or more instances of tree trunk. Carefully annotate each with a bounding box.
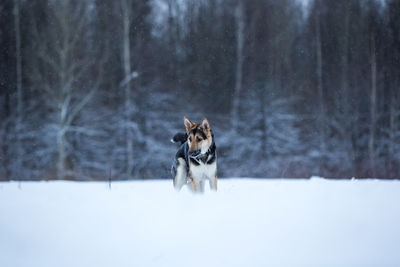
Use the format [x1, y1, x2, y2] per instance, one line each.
[14, 0, 23, 178]
[369, 32, 377, 177]
[57, 125, 66, 179]
[231, 0, 244, 135]
[260, 86, 267, 159]
[57, 18, 68, 179]
[388, 88, 395, 178]
[340, 1, 349, 108]
[121, 0, 134, 177]
[341, 1, 355, 174]
[1, 93, 11, 180]
[315, 0, 326, 175]
[167, 0, 177, 81]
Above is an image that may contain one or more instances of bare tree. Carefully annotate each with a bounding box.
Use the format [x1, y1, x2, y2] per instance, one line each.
[369, 29, 377, 177]
[388, 88, 396, 177]
[13, 0, 23, 177]
[315, 0, 326, 174]
[31, 1, 105, 178]
[120, 0, 135, 177]
[231, 0, 244, 135]
[340, 0, 355, 173]
[166, 0, 182, 80]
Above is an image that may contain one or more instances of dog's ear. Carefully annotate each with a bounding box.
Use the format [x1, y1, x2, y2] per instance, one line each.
[201, 118, 210, 131]
[184, 116, 195, 132]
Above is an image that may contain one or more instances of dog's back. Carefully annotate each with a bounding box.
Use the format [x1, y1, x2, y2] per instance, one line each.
[171, 132, 187, 145]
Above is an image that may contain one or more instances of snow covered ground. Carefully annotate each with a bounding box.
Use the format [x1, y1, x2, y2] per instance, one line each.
[1, 178, 399, 267]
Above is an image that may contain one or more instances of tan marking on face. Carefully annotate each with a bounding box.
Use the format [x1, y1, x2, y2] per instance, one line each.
[184, 117, 213, 153]
[187, 127, 204, 152]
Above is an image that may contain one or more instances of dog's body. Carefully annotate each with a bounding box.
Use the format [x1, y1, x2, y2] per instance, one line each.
[171, 117, 217, 193]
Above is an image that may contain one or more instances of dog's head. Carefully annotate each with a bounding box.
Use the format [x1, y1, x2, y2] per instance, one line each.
[184, 116, 213, 157]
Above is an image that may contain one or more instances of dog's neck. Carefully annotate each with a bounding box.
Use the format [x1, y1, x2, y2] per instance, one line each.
[191, 141, 216, 164]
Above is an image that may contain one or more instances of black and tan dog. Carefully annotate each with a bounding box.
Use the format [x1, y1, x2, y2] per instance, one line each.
[171, 117, 217, 193]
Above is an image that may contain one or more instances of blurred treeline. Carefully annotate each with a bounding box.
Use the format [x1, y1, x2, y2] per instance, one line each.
[0, 0, 399, 180]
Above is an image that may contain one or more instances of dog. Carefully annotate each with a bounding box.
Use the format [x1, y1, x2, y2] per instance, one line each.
[171, 116, 217, 193]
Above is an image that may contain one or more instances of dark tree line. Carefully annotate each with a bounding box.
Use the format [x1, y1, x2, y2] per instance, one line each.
[0, 0, 399, 180]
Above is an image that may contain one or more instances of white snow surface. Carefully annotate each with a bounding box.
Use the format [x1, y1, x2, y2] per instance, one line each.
[1, 178, 399, 267]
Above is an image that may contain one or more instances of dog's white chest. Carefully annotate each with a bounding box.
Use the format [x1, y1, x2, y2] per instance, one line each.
[189, 161, 216, 181]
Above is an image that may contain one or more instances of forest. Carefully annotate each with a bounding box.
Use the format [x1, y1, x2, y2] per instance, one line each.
[0, 0, 399, 180]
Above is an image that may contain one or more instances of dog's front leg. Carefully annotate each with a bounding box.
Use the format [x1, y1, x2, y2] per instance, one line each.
[209, 175, 217, 191]
[189, 178, 205, 193]
[198, 180, 205, 193]
[190, 179, 197, 192]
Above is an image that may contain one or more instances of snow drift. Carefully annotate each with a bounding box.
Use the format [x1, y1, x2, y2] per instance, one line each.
[1, 178, 399, 267]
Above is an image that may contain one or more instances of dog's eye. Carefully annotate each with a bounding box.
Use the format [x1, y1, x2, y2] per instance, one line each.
[196, 137, 202, 142]
[189, 136, 192, 142]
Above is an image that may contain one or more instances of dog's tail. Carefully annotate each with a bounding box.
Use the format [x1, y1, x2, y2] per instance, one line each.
[171, 132, 187, 145]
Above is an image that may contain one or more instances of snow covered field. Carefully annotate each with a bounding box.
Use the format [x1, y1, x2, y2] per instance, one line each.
[1, 178, 399, 267]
